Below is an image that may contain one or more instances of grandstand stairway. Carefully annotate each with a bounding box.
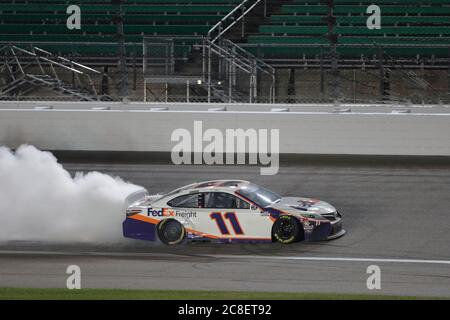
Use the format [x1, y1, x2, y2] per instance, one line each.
[0, 45, 111, 101]
[206, 81, 250, 103]
[200, 38, 274, 103]
[24, 74, 106, 101]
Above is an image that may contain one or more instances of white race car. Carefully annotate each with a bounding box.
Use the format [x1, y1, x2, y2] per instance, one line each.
[123, 180, 345, 245]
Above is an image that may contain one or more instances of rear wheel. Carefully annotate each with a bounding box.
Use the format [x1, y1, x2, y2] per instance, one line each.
[272, 216, 302, 244]
[157, 219, 185, 245]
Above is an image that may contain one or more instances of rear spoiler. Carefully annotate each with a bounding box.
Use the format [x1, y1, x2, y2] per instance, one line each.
[125, 189, 149, 206]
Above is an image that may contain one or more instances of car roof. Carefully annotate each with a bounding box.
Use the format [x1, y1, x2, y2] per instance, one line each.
[182, 180, 252, 193]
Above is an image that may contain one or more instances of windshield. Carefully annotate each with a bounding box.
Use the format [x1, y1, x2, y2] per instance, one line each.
[237, 184, 281, 208]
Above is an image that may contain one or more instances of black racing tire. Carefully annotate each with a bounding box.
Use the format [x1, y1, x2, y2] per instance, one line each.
[157, 219, 185, 245]
[272, 216, 303, 244]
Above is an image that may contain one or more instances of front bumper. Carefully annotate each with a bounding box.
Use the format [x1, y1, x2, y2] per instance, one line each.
[304, 217, 346, 241]
[326, 225, 347, 240]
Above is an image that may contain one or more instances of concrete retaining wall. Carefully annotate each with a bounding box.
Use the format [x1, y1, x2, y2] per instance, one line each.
[1, 102, 449, 156]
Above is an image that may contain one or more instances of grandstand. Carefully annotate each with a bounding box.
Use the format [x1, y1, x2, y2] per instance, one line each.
[247, 0, 450, 59]
[0, 0, 449, 103]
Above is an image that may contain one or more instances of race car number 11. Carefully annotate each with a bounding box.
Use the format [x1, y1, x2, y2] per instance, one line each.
[210, 212, 244, 235]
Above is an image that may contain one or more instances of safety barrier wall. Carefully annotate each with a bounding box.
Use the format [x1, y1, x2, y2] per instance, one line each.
[1, 101, 450, 113]
[0, 102, 449, 156]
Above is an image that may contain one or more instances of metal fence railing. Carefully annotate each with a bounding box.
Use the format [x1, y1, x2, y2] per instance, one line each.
[1, 41, 449, 104]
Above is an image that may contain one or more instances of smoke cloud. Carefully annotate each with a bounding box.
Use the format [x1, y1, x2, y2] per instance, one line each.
[0, 145, 143, 243]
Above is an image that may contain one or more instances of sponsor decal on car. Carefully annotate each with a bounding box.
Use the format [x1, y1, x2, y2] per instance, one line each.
[148, 207, 197, 218]
[175, 210, 197, 218]
[148, 208, 163, 217]
[162, 208, 176, 217]
[297, 199, 319, 208]
[302, 220, 314, 233]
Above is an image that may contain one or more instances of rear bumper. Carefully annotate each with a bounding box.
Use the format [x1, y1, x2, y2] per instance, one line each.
[122, 217, 156, 241]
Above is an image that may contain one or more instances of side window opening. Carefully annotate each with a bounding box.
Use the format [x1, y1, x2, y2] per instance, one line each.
[167, 193, 199, 208]
[203, 192, 250, 209]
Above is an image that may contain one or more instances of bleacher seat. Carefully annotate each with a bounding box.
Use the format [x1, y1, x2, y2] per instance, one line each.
[1, 1, 449, 60]
[0, 0, 239, 57]
[247, 0, 450, 59]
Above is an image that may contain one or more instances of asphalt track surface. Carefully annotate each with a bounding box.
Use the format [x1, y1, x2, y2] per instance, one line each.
[1, 159, 449, 297]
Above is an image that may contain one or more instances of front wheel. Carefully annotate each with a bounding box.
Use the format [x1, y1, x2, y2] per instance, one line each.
[157, 219, 185, 245]
[272, 216, 302, 244]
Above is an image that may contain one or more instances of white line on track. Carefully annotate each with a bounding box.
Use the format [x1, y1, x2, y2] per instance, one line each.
[208, 255, 450, 265]
[0, 250, 449, 266]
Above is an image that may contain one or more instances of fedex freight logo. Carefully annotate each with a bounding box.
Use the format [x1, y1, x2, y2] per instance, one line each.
[148, 208, 173, 217]
[148, 208, 197, 218]
[171, 121, 280, 175]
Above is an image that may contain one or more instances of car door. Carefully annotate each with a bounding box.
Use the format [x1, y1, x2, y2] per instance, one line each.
[165, 192, 201, 228]
[193, 191, 273, 241]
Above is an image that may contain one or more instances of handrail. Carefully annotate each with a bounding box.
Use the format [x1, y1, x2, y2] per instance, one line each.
[33, 46, 101, 74]
[207, 0, 262, 43]
[10, 45, 104, 77]
[11, 45, 84, 75]
[204, 37, 276, 103]
[207, 40, 253, 73]
[221, 39, 275, 77]
[218, 39, 276, 103]
[205, 0, 275, 102]
[205, 38, 274, 78]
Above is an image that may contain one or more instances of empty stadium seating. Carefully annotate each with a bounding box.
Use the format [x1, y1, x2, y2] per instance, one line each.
[247, 0, 450, 58]
[0, 1, 449, 60]
[0, 0, 240, 56]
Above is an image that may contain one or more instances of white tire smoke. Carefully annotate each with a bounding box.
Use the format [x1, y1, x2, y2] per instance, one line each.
[0, 145, 143, 243]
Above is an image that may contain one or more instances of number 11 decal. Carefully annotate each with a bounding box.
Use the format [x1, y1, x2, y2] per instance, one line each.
[210, 212, 244, 235]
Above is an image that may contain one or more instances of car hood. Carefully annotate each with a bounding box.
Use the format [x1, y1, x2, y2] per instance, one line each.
[268, 197, 336, 215]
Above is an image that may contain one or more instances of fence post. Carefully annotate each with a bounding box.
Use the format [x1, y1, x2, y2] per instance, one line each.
[187, 80, 190, 103]
[207, 43, 212, 103]
[320, 46, 324, 94]
[448, 47, 450, 94]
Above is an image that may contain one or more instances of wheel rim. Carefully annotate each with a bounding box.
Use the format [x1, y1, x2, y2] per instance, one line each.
[163, 222, 182, 242]
[278, 220, 295, 240]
